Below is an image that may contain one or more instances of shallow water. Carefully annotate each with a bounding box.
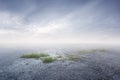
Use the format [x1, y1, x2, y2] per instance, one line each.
[0, 44, 120, 80]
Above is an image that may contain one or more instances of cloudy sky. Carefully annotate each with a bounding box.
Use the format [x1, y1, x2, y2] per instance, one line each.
[0, 0, 120, 46]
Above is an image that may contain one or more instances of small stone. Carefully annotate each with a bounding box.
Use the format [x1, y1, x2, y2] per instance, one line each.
[0, 69, 3, 73]
[113, 75, 120, 80]
[25, 63, 29, 65]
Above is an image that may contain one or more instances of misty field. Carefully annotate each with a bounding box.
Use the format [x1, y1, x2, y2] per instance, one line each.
[0, 45, 120, 80]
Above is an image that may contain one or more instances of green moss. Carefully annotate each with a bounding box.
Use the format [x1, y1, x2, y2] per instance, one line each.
[42, 57, 56, 63]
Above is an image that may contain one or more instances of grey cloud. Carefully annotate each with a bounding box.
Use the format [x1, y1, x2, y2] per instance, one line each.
[0, 0, 120, 36]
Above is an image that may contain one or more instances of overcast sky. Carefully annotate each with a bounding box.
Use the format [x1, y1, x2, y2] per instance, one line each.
[0, 0, 120, 46]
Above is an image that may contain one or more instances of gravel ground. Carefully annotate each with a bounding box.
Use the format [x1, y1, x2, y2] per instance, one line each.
[0, 46, 120, 80]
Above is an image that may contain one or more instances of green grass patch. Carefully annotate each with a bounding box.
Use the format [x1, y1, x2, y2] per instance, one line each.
[56, 55, 63, 58]
[65, 54, 81, 61]
[95, 49, 106, 52]
[79, 50, 90, 54]
[39, 53, 50, 57]
[42, 56, 56, 63]
[20, 49, 106, 63]
[79, 49, 106, 54]
[20, 53, 40, 59]
[20, 52, 49, 59]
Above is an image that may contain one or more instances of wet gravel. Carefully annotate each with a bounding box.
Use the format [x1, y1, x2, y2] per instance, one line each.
[0, 47, 120, 80]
